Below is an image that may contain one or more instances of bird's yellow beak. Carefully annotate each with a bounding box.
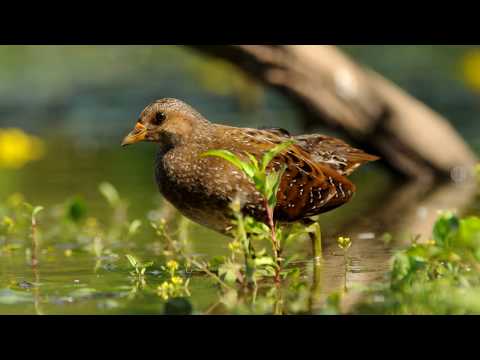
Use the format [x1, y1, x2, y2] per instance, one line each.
[121, 122, 147, 147]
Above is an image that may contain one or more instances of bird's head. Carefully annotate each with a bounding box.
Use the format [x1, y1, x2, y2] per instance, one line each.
[121, 98, 208, 148]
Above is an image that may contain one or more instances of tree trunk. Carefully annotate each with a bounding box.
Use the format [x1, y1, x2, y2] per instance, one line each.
[191, 45, 477, 180]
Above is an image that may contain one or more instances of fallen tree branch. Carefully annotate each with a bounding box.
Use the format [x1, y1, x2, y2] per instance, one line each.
[191, 45, 477, 180]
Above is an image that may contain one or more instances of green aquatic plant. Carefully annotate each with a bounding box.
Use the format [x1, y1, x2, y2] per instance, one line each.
[355, 212, 480, 314]
[65, 196, 87, 223]
[202, 140, 294, 283]
[25, 204, 44, 267]
[158, 260, 190, 301]
[124, 254, 155, 297]
[7, 171, 480, 315]
[98, 182, 128, 241]
[127, 219, 142, 238]
[99, 182, 121, 208]
[0, 216, 14, 236]
[0, 183, 321, 315]
[337, 236, 352, 292]
[125, 254, 153, 278]
[151, 219, 181, 257]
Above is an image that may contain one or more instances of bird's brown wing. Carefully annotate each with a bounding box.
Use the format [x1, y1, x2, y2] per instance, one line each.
[230, 128, 357, 221]
[294, 134, 380, 176]
[269, 144, 356, 221]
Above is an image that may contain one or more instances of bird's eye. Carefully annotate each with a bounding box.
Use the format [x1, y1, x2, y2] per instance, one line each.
[153, 112, 166, 125]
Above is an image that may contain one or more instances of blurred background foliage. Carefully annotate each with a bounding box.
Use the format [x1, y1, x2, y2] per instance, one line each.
[0, 46, 478, 144]
[0, 46, 479, 314]
[0, 46, 478, 143]
[0, 45, 479, 220]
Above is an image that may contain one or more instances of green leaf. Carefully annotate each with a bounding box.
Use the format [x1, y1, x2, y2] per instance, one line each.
[254, 255, 276, 267]
[458, 216, 480, 253]
[391, 252, 412, 286]
[244, 152, 259, 171]
[252, 173, 266, 193]
[433, 212, 459, 247]
[140, 261, 154, 269]
[272, 165, 287, 193]
[66, 197, 87, 223]
[201, 150, 255, 178]
[218, 262, 241, 284]
[208, 256, 226, 271]
[266, 165, 286, 209]
[244, 216, 270, 234]
[32, 206, 44, 217]
[31, 206, 44, 223]
[125, 254, 138, 269]
[99, 182, 120, 207]
[264, 171, 276, 195]
[260, 140, 295, 173]
[128, 219, 142, 236]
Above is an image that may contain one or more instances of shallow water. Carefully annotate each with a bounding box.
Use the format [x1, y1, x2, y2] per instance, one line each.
[0, 137, 421, 314]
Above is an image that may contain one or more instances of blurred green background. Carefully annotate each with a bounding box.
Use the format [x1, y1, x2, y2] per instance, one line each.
[0, 45, 479, 221]
[1, 45, 479, 314]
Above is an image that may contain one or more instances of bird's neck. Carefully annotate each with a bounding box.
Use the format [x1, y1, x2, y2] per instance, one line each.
[158, 116, 212, 153]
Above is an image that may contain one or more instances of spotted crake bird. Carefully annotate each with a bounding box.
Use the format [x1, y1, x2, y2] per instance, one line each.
[122, 98, 379, 234]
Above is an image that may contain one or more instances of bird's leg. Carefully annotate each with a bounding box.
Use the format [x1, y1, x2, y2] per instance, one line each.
[303, 219, 322, 260]
[308, 254, 323, 312]
[303, 219, 323, 312]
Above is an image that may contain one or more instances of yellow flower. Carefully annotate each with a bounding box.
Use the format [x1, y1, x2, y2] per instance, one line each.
[0, 128, 45, 169]
[462, 50, 480, 91]
[166, 260, 179, 272]
[158, 290, 169, 300]
[158, 281, 174, 300]
[337, 236, 352, 250]
[228, 241, 241, 253]
[171, 276, 184, 285]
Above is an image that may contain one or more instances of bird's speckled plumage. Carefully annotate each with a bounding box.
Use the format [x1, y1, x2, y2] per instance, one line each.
[123, 98, 379, 234]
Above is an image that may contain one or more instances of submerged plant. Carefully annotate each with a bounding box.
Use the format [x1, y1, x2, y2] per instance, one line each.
[158, 260, 190, 300]
[25, 204, 44, 267]
[99, 182, 128, 239]
[125, 254, 153, 279]
[337, 236, 352, 292]
[13, 172, 480, 315]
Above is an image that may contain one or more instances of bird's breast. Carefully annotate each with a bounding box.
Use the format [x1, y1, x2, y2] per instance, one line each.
[154, 146, 248, 233]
